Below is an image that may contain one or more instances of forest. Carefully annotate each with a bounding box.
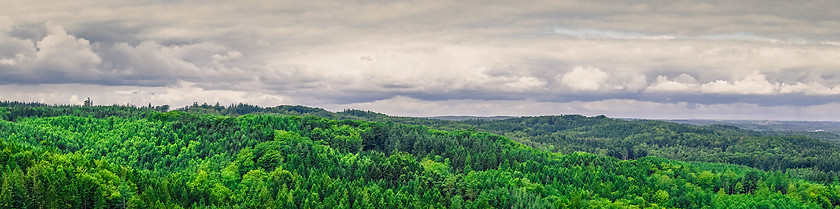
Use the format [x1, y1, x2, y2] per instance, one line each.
[2, 102, 840, 208]
[176, 103, 840, 179]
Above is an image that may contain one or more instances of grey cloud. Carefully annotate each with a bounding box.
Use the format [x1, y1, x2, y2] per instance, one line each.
[1, 1, 840, 119]
[547, 0, 840, 40]
[0, 21, 260, 87]
[74, 21, 145, 45]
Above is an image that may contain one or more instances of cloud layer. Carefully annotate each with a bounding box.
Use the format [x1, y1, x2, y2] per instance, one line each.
[1, 0, 839, 120]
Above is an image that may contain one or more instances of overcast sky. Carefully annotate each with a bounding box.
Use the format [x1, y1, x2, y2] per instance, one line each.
[1, 0, 839, 120]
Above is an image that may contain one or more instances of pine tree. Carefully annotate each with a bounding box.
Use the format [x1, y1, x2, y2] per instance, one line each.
[464, 155, 473, 173]
[734, 182, 744, 194]
[0, 168, 27, 209]
[0, 174, 12, 209]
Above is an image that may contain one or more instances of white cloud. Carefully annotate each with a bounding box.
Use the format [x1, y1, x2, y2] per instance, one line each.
[700, 71, 778, 94]
[68, 95, 82, 105]
[647, 71, 840, 96]
[609, 71, 648, 92]
[780, 82, 840, 95]
[33, 22, 102, 75]
[559, 66, 609, 91]
[0, 19, 34, 66]
[145, 82, 288, 106]
[646, 74, 700, 93]
[0, 21, 104, 81]
[0, 82, 289, 108]
[0, 53, 26, 66]
[504, 76, 546, 90]
[645, 71, 840, 95]
[673, 73, 698, 83]
[0, 19, 253, 86]
[212, 51, 243, 64]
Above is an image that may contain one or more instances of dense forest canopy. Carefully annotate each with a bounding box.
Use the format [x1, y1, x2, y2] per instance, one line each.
[169, 102, 840, 175]
[2, 102, 840, 208]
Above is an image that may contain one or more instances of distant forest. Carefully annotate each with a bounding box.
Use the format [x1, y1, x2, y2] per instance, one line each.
[2, 101, 840, 208]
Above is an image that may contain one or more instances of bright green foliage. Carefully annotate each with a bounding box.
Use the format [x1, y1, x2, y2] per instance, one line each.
[0, 104, 839, 208]
[170, 103, 840, 177]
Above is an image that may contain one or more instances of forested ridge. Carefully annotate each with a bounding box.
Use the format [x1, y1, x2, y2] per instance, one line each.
[172, 102, 840, 176]
[2, 102, 840, 208]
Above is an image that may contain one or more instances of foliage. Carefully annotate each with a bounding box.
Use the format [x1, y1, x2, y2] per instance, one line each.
[1, 104, 840, 208]
[177, 104, 840, 175]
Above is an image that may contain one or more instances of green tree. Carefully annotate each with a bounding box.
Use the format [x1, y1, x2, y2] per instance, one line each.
[0, 107, 8, 120]
[655, 190, 670, 205]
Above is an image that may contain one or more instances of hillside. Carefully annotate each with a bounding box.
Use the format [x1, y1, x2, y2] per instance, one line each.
[666, 120, 840, 134]
[466, 116, 840, 174]
[170, 103, 840, 176]
[426, 116, 516, 121]
[2, 104, 840, 208]
[667, 119, 840, 142]
[7, 102, 840, 175]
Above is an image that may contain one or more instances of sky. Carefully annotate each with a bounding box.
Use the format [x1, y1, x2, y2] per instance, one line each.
[1, 0, 839, 120]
